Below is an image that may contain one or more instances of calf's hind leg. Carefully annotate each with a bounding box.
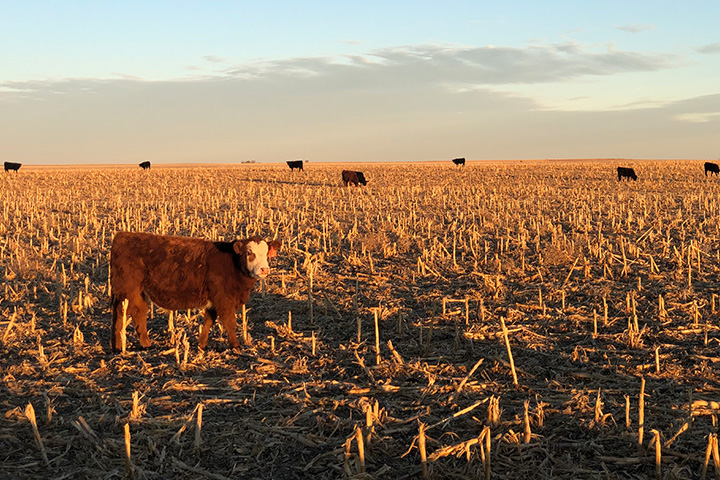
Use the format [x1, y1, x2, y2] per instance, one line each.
[198, 307, 218, 350]
[111, 292, 150, 351]
[128, 296, 151, 348]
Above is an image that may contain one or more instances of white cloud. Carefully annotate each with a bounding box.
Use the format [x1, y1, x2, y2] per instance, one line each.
[674, 112, 720, 123]
[0, 41, 714, 163]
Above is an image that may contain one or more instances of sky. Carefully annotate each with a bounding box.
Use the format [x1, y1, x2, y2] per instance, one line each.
[1, 1, 720, 164]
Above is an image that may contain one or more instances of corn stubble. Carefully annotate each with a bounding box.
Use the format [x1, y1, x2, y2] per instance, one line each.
[2, 160, 720, 478]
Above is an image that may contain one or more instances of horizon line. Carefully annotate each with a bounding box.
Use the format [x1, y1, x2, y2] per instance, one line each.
[6, 157, 717, 169]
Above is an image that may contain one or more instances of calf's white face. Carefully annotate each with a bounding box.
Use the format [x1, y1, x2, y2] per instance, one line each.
[236, 240, 279, 278]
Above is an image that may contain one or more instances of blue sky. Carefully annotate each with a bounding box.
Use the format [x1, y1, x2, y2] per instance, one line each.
[1, 1, 720, 164]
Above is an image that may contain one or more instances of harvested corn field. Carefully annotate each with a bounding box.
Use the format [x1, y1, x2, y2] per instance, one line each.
[2, 160, 720, 479]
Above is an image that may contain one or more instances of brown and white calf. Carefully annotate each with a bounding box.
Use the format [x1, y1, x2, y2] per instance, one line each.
[110, 232, 281, 352]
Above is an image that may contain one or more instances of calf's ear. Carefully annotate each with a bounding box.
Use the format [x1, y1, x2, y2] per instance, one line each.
[267, 239, 282, 258]
[233, 240, 245, 254]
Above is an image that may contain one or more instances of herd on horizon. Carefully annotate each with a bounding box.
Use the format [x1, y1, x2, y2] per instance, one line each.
[4, 155, 720, 353]
[4, 159, 720, 182]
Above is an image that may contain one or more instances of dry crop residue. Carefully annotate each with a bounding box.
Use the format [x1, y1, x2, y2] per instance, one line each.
[1, 160, 719, 479]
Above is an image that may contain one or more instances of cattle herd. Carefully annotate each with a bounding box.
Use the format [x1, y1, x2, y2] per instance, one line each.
[6, 157, 720, 480]
[104, 159, 719, 350]
[616, 162, 720, 181]
[284, 161, 368, 186]
[7, 159, 720, 185]
[3, 156, 720, 350]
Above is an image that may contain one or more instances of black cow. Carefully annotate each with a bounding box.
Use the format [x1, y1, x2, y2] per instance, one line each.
[705, 162, 719, 176]
[287, 160, 304, 171]
[452, 157, 466, 167]
[4, 162, 21, 172]
[617, 167, 637, 181]
[342, 170, 367, 186]
[139, 161, 151, 170]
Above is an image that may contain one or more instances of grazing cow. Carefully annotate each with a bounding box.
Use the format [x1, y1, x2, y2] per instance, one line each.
[342, 170, 367, 186]
[705, 162, 719, 176]
[4, 162, 21, 172]
[287, 160, 304, 171]
[110, 232, 281, 352]
[452, 157, 466, 167]
[617, 167, 637, 181]
[139, 161, 151, 170]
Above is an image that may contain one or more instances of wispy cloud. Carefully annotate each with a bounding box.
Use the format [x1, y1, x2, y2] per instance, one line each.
[1, 42, 678, 100]
[697, 42, 720, 54]
[674, 112, 720, 123]
[615, 24, 656, 33]
[221, 42, 677, 92]
[0, 41, 708, 163]
[203, 55, 227, 64]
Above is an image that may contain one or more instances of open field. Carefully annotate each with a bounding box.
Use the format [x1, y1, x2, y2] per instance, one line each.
[2, 160, 720, 479]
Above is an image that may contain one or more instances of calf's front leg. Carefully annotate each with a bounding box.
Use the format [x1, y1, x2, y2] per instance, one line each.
[217, 309, 240, 349]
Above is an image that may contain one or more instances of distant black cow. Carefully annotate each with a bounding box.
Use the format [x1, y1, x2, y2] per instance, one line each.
[139, 161, 151, 170]
[452, 157, 466, 167]
[342, 170, 367, 186]
[4, 162, 21, 172]
[287, 160, 304, 171]
[617, 167, 637, 181]
[705, 162, 719, 176]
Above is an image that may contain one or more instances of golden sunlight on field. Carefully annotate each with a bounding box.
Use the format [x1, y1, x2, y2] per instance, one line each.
[2, 160, 720, 478]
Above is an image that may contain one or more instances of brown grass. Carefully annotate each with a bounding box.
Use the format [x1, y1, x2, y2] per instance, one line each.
[1, 160, 720, 479]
